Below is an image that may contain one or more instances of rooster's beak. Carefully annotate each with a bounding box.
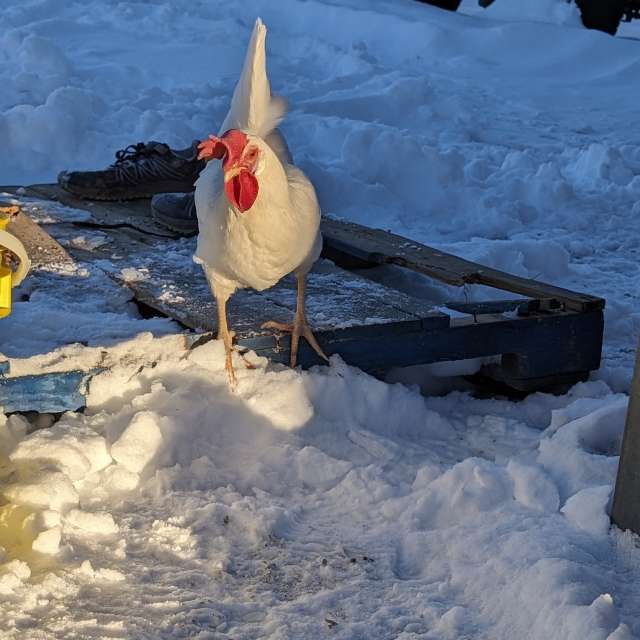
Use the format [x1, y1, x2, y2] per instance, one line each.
[223, 165, 244, 183]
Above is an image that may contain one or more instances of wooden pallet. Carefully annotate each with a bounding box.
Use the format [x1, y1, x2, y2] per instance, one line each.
[0, 184, 605, 411]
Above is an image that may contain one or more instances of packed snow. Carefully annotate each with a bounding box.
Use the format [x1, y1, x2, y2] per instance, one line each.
[1, 0, 640, 638]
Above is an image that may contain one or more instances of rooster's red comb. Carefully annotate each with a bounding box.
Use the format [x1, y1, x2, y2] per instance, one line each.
[197, 129, 248, 169]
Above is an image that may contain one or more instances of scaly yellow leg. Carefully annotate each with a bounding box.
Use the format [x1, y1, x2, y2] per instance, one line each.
[216, 294, 237, 388]
[262, 273, 328, 368]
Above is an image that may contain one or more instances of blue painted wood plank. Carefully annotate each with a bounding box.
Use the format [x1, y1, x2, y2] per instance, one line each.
[0, 370, 88, 413]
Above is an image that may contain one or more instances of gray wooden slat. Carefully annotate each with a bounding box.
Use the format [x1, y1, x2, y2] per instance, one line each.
[19, 184, 178, 238]
[1, 186, 448, 343]
[320, 217, 605, 313]
[119, 247, 448, 338]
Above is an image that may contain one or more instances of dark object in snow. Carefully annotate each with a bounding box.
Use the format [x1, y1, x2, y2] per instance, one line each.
[58, 141, 204, 201]
[479, 0, 638, 35]
[151, 192, 198, 236]
[611, 339, 640, 535]
[414, 0, 462, 11]
[575, 0, 626, 35]
[625, 0, 640, 20]
[0, 183, 605, 411]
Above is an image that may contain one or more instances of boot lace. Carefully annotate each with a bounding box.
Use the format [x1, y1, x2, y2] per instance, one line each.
[112, 142, 188, 184]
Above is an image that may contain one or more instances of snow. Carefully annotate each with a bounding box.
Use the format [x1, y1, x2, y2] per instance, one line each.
[482, 0, 582, 26]
[110, 410, 164, 474]
[1, 0, 640, 638]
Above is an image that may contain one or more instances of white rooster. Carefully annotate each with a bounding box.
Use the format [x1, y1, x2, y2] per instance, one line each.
[194, 18, 327, 386]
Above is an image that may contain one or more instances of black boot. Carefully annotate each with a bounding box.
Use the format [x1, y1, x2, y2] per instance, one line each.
[150, 191, 198, 236]
[58, 141, 204, 201]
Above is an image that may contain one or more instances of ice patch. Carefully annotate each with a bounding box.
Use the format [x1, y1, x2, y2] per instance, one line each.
[538, 396, 627, 500]
[566, 143, 635, 189]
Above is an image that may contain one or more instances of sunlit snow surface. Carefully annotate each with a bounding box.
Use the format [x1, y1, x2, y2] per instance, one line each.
[1, 0, 640, 638]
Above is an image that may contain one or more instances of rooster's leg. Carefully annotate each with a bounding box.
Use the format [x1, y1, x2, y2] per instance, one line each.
[216, 294, 237, 387]
[262, 273, 328, 368]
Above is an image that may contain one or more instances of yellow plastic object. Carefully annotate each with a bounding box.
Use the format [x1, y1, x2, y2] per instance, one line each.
[0, 264, 10, 319]
[0, 211, 31, 319]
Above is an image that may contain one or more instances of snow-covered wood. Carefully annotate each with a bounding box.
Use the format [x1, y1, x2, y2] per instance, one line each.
[1, 184, 605, 401]
[321, 217, 605, 313]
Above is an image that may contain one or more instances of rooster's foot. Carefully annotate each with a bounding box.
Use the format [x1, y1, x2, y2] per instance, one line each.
[261, 317, 328, 368]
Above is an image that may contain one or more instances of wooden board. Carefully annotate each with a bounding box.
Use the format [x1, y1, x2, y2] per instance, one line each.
[5, 184, 177, 238]
[0, 184, 605, 399]
[1, 185, 449, 372]
[0, 200, 74, 268]
[0, 370, 88, 414]
[320, 217, 605, 313]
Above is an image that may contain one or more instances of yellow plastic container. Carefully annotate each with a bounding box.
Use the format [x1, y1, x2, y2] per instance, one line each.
[0, 211, 30, 319]
[0, 215, 12, 319]
[0, 264, 10, 319]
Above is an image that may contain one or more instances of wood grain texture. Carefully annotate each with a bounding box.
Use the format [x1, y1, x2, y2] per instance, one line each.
[5, 208, 74, 268]
[321, 217, 605, 312]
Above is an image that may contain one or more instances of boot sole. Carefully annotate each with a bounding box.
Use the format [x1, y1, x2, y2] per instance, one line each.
[58, 181, 196, 202]
[150, 208, 198, 237]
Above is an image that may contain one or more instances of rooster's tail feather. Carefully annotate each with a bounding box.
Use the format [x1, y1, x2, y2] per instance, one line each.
[220, 18, 286, 138]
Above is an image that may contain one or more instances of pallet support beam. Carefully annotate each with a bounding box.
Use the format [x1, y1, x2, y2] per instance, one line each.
[611, 339, 640, 534]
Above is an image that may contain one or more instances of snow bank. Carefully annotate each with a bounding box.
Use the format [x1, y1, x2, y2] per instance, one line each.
[1, 0, 640, 637]
[484, 0, 582, 26]
[0, 333, 635, 638]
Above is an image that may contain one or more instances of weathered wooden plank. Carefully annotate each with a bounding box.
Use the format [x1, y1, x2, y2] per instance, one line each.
[320, 217, 605, 313]
[611, 339, 640, 534]
[6, 185, 605, 312]
[444, 299, 526, 315]
[1, 189, 451, 373]
[0, 370, 88, 413]
[0, 185, 605, 396]
[3, 185, 447, 336]
[14, 184, 178, 238]
[262, 308, 603, 376]
[1, 204, 74, 268]
[120, 250, 449, 341]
